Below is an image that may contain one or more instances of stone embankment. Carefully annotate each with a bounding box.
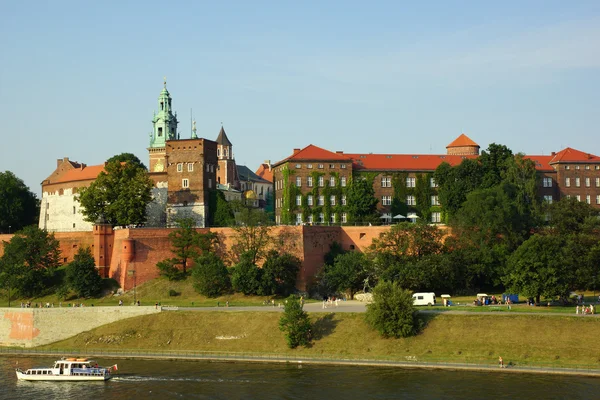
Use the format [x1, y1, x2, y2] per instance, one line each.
[0, 306, 160, 348]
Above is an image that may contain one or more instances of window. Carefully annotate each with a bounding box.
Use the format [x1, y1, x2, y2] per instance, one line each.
[296, 177, 301, 187]
[406, 195, 416, 205]
[330, 176, 336, 186]
[585, 165, 590, 170]
[596, 178, 600, 187]
[177, 163, 183, 172]
[431, 195, 440, 206]
[576, 195, 581, 202]
[318, 213, 324, 223]
[586, 195, 591, 204]
[566, 195, 571, 200]
[341, 164, 346, 169]
[295, 164, 301, 169]
[307, 176, 313, 187]
[544, 195, 553, 204]
[217, 148, 221, 157]
[341, 177, 347, 187]
[342, 213, 347, 223]
[318, 196, 324, 206]
[307, 214, 313, 223]
[296, 195, 302, 206]
[565, 178, 570, 187]
[73, 206, 76, 214]
[575, 165, 580, 170]
[565, 166, 570, 170]
[329, 164, 335, 169]
[158, 127, 163, 137]
[188, 163, 194, 172]
[543, 177, 552, 187]
[208, 178, 212, 189]
[431, 212, 441, 223]
[430, 178, 438, 188]
[307, 164, 313, 169]
[307, 195, 313, 206]
[406, 177, 416, 187]
[575, 177, 580, 187]
[330, 214, 336, 224]
[296, 213, 303, 225]
[381, 176, 391, 187]
[225, 148, 229, 157]
[182, 179, 189, 188]
[596, 195, 600, 205]
[341, 195, 347, 205]
[382, 196, 392, 205]
[318, 164, 324, 169]
[318, 176, 324, 187]
[276, 215, 280, 224]
[330, 195, 336, 206]
[585, 177, 590, 187]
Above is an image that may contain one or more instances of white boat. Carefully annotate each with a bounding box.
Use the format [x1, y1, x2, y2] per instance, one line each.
[15, 357, 116, 381]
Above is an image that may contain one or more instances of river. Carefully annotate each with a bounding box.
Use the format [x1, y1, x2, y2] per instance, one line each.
[2, 356, 599, 399]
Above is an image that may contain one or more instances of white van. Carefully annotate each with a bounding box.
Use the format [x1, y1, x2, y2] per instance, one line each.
[413, 292, 436, 306]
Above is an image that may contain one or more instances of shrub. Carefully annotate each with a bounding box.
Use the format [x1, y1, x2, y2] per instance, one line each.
[279, 296, 312, 349]
[168, 289, 179, 297]
[365, 281, 421, 338]
[192, 253, 230, 297]
[66, 247, 103, 298]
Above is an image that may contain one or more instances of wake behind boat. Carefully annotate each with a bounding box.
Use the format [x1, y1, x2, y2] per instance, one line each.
[16, 357, 117, 381]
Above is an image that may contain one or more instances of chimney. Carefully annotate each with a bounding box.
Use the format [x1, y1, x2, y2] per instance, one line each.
[293, 148, 301, 155]
[336, 151, 343, 154]
[264, 160, 272, 171]
[551, 152, 556, 156]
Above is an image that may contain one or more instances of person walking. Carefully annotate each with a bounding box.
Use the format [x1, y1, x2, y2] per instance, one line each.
[576, 305, 580, 314]
[499, 356, 504, 368]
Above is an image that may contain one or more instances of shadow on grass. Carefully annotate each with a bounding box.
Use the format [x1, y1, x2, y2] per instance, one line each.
[311, 313, 339, 341]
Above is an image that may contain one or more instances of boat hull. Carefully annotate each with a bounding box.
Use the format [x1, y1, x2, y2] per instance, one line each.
[16, 370, 112, 381]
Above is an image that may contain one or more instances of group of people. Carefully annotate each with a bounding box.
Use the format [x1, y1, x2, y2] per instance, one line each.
[576, 304, 595, 315]
[322, 295, 340, 309]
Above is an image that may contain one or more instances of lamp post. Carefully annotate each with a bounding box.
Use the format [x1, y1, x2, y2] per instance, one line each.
[8, 225, 11, 234]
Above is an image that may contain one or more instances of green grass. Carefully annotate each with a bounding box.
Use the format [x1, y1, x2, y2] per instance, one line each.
[38, 311, 600, 369]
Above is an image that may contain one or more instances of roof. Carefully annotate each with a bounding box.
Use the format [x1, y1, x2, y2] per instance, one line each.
[446, 133, 479, 148]
[344, 153, 478, 171]
[523, 155, 554, 172]
[255, 163, 273, 182]
[237, 165, 272, 184]
[549, 147, 600, 164]
[215, 126, 232, 146]
[53, 164, 105, 184]
[274, 144, 352, 166]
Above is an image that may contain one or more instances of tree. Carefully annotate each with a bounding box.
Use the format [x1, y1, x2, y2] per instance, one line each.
[369, 222, 445, 259]
[77, 160, 153, 227]
[365, 281, 421, 338]
[66, 247, 103, 298]
[279, 296, 312, 348]
[106, 152, 147, 170]
[345, 177, 379, 223]
[208, 190, 235, 227]
[0, 171, 39, 233]
[230, 252, 263, 295]
[260, 250, 301, 296]
[479, 143, 513, 189]
[321, 251, 371, 299]
[0, 226, 61, 298]
[434, 158, 483, 218]
[546, 197, 599, 235]
[230, 205, 273, 264]
[192, 253, 230, 297]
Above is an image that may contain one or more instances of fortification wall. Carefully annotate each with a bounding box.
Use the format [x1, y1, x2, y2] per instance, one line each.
[0, 306, 160, 348]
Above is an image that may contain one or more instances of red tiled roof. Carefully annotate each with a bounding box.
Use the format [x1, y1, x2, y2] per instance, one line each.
[255, 163, 273, 183]
[523, 155, 554, 172]
[51, 164, 105, 184]
[344, 154, 478, 171]
[549, 147, 600, 164]
[447, 133, 479, 148]
[274, 144, 351, 166]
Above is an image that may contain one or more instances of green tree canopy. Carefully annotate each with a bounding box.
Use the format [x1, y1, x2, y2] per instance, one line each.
[66, 247, 103, 298]
[106, 153, 147, 170]
[230, 205, 273, 264]
[0, 171, 39, 233]
[434, 158, 483, 218]
[279, 296, 312, 348]
[208, 190, 235, 227]
[192, 253, 230, 297]
[365, 281, 421, 338]
[479, 143, 514, 189]
[345, 177, 379, 224]
[230, 252, 263, 295]
[77, 160, 153, 227]
[320, 251, 371, 299]
[260, 250, 301, 296]
[546, 197, 600, 235]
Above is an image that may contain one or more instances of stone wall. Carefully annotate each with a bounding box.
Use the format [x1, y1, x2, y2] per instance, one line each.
[39, 187, 94, 232]
[0, 306, 160, 347]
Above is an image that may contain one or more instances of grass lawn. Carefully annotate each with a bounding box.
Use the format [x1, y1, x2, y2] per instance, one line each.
[38, 311, 600, 369]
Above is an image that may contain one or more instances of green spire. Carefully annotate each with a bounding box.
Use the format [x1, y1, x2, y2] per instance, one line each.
[150, 77, 178, 148]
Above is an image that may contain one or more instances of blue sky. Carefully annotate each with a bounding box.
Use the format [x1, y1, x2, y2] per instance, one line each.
[2, 0, 600, 195]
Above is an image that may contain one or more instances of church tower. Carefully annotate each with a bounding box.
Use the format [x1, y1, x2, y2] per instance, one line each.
[216, 126, 239, 188]
[148, 78, 179, 172]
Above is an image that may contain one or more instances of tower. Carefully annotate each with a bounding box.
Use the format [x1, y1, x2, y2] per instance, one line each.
[216, 125, 239, 188]
[148, 78, 179, 172]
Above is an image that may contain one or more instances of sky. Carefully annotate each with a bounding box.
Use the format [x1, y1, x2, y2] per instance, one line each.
[2, 0, 600, 196]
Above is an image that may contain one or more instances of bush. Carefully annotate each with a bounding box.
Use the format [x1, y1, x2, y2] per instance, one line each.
[168, 289, 179, 297]
[230, 253, 262, 295]
[157, 259, 186, 281]
[365, 281, 422, 338]
[279, 296, 312, 348]
[66, 247, 103, 298]
[192, 253, 230, 297]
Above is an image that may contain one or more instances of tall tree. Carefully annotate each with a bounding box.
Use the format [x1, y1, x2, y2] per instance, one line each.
[77, 160, 153, 227]
[208, 190, 235, 227]
[260, 250, 301, 296]
[230, 252, 263, 295]
[345, 177, 379, 224]
[369, 222, 445, 259]
[546, 197, 600, 235]
[279, 296, 312, 348]
[230, 205, 273, 264]
[106, 153, 147, 170]
[0, 171, 39, 233]
[434, 158, 484, 218]
[479, 143, 513, 189]
[66, 247, 103, 298]
[192, 252, 230, 297]
[320, 251, 371, 299]
[365, 281, 421, 338]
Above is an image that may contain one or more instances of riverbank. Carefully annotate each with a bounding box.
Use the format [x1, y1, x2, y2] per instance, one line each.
[27, 311, 600, 373]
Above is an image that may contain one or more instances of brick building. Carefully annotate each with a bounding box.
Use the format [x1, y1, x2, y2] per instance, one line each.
[272, 134, 600, 225]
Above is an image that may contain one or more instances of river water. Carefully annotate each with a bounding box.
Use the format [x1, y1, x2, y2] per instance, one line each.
[2, 356, 599, 399]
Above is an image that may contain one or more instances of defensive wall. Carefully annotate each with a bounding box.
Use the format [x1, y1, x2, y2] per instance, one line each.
[0, 225, 393, 291]
[0, 306, 160, 347]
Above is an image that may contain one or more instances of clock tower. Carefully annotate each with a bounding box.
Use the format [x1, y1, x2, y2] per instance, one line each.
[149, 78, 179, 172]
